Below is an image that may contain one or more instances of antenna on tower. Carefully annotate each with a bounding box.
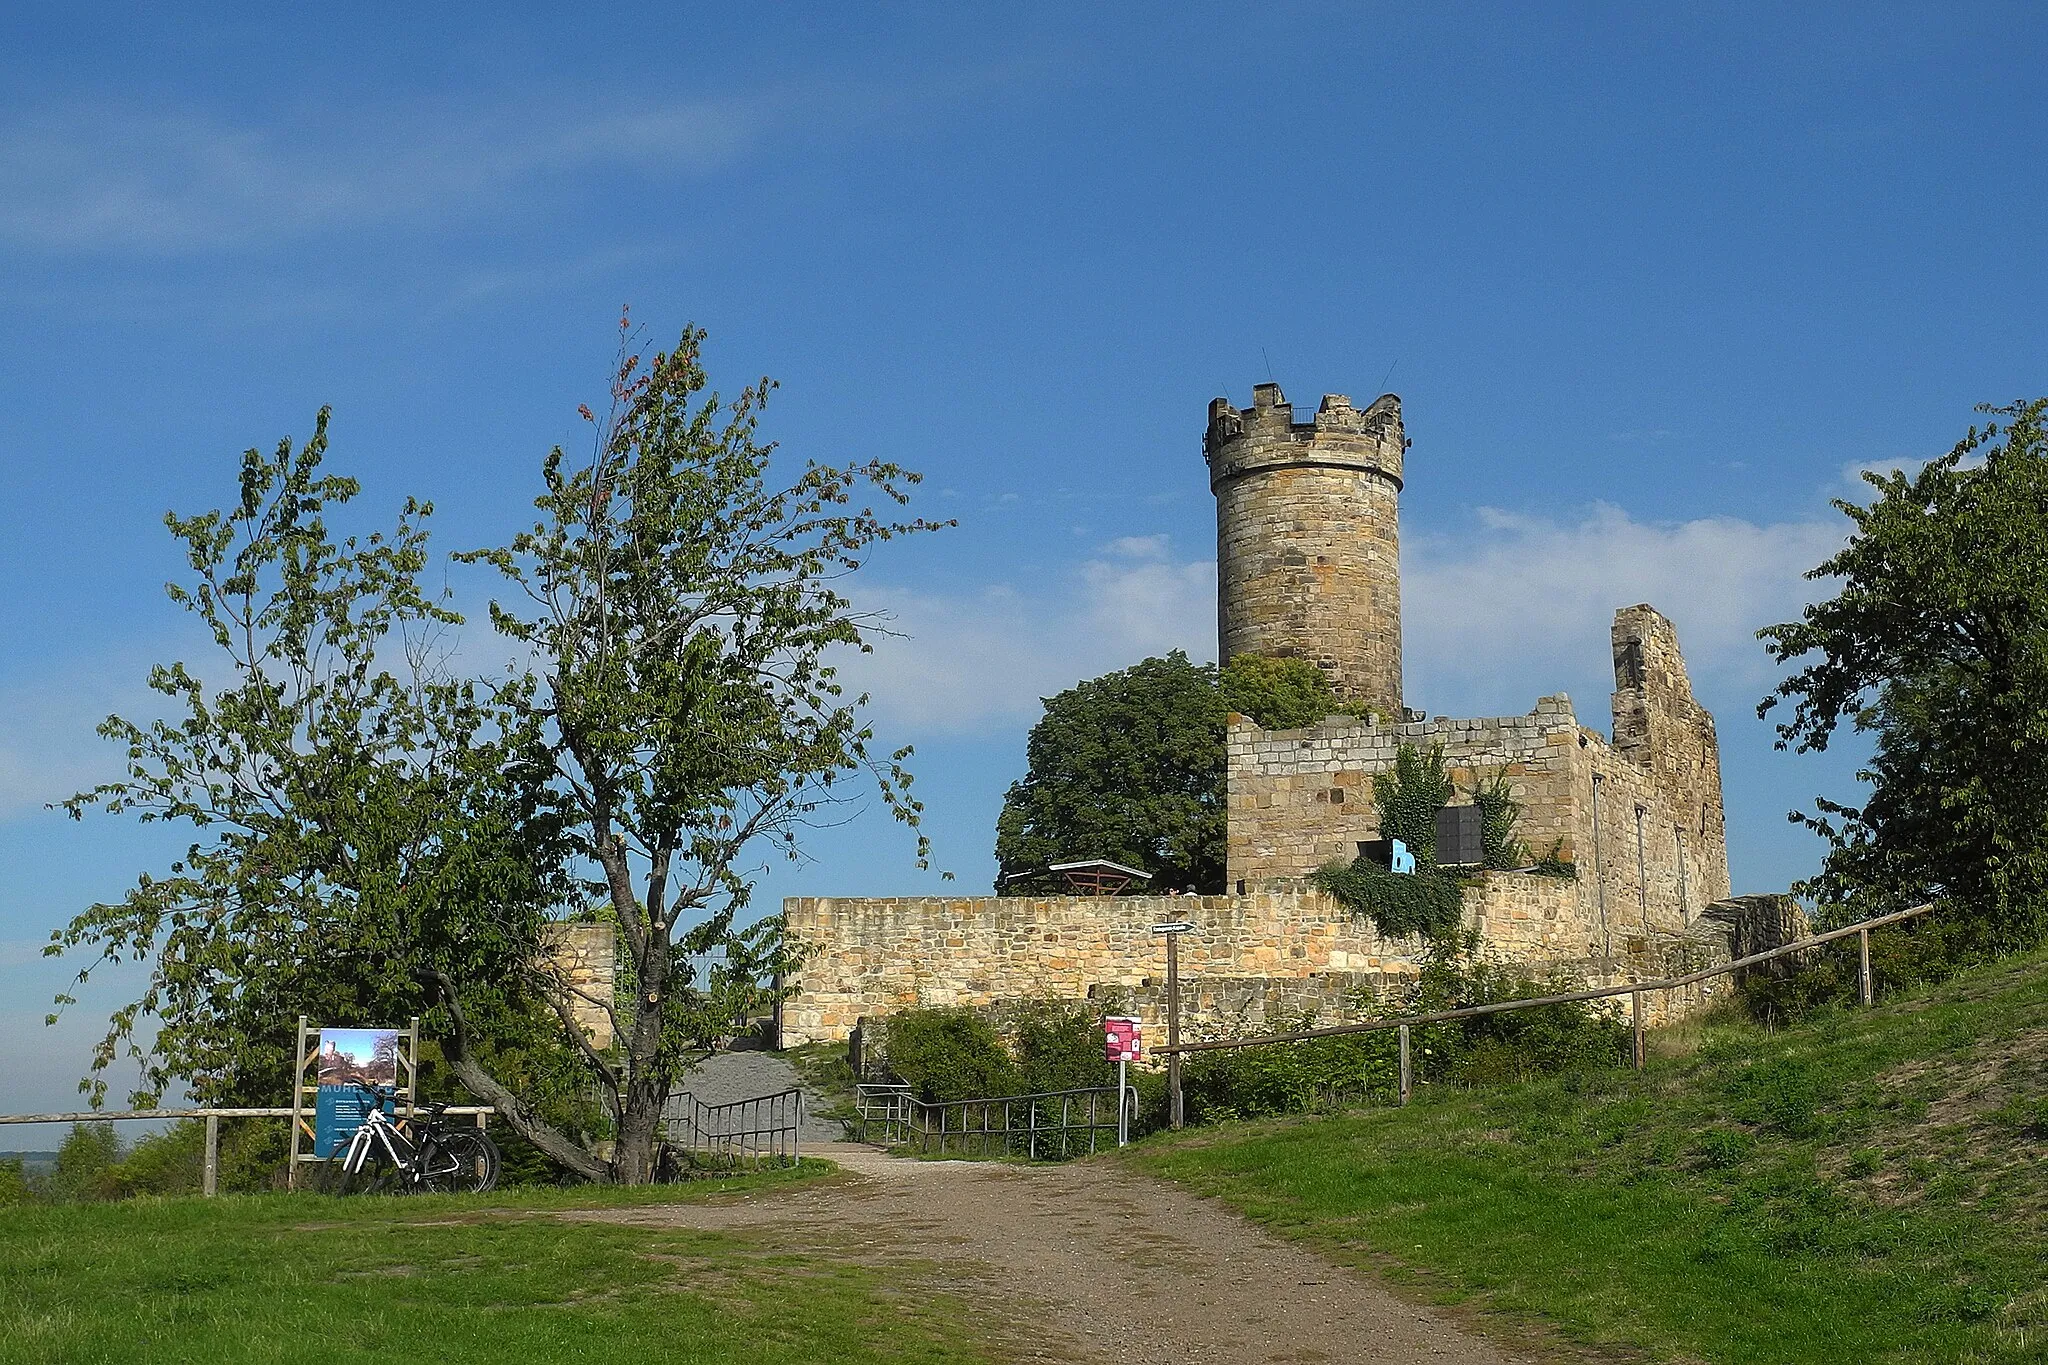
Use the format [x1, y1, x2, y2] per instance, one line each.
[1261, 348, 1276, 384]
[1380, 357, 1400, 393]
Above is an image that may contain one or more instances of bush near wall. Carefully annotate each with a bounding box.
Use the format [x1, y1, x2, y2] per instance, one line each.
[871, 1001, 1120, 1104]
[1177, 933, 1629, 1124]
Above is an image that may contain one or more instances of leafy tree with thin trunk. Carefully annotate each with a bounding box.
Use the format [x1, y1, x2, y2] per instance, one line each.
[448, 320, 948, 1182]
[1760, 398, 2048, 953]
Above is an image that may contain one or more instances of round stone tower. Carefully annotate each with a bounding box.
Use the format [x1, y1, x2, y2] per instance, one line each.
[1204, 382, 1405, 720]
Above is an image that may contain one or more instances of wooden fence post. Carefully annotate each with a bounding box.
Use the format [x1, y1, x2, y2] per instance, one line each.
[1859, 928, 1874, 1007]
[203, 1114, 219, 1198]
[1631, 991, 1645, 1071]
[1398, 1024, 1412, 1107]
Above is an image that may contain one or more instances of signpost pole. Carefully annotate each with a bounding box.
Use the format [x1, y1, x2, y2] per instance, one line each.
[1117, 1058, 1128, 1147]
[1150, 921, 1195, 1131]
[1167, 932, 1183, 1130]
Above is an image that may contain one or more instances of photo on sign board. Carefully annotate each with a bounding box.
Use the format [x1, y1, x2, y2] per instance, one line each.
[317, 1027, 400, 1086]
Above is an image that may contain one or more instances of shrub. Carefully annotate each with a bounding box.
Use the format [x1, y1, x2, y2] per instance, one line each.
[1528, 838, 1579, 879]
[1373, 742, 1453, 867]
[51, 1123, 123, 1202]
[1737, 906, 1999, 1025]
[1176, 932, 1629, 1124]
[0, 1158, 30, 1207]
[105, 1121, 204, 1196]
[1011, 1001, 1115, 1096]
[1473, 770, 1529, 870]
[881, 1008, 1020, 1103]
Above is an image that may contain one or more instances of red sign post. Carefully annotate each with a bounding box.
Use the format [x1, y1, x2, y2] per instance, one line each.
[1103, 1016, 1141, 1145]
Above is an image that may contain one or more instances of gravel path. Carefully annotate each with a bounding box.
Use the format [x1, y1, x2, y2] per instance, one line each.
[572, 1142, 1543, 1364]
[672, 1049, 846, 1144]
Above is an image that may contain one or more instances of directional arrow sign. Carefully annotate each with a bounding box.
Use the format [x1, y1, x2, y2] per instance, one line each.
[1150, 921, 1197, 934]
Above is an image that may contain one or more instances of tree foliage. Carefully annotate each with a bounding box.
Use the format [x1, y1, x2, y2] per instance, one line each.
[993, 652, 1226, 893]
[447, 319, 948, 1181]
[1218, 654, 1341, 730]
[50, 318, 945, 1185]
[49, 416, 574, 1109]
[991, 652, 1344, 894]
[1760, 398, 2048, 952]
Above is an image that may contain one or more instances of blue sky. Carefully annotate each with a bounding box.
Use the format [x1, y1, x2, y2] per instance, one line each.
[4, 2, 2045, 1120]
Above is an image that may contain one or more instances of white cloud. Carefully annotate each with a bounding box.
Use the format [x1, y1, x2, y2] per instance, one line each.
[1102, 534, 1170, 560]
[838, 546, 1215, 735]
[836, 503, 1848, 740]
[1403, 503, 1843, 719]
[0, 97, 764, 251]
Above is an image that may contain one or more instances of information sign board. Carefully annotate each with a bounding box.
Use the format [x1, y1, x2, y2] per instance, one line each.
[1103, 1016, 1142, 1063]
[312, 1026, 401, 1157]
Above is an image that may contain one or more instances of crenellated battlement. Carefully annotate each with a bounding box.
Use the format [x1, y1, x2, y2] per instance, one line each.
[1204, 383, 1404, 490]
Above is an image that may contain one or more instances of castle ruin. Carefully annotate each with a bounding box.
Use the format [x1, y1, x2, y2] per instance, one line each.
[780, 383, 1739, 1046]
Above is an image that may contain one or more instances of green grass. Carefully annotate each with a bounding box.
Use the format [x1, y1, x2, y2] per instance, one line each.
[1127, 946, 2048, 1364]
[0, 1163, 995, 1365]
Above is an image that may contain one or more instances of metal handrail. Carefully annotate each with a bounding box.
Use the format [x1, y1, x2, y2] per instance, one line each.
[663, 1086, 803, 1164]
[863, 1084, 1129, 1159]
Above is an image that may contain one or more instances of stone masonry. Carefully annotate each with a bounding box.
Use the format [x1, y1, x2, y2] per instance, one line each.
[542, 922, 618, 1051]
[1207, 384, 1406, 722]
[781, 875, 1734, 1047]
[1229, 604, 1729, 958]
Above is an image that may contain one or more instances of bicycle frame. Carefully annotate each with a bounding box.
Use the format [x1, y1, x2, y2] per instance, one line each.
[334, 1103, 417, 1181]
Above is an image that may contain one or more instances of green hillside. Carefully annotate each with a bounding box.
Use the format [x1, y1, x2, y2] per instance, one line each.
[1128, 946, 2048, 1364]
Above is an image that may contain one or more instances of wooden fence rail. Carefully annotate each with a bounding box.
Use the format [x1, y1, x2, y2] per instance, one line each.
[1152, 902, 1936, 1109]
[0, 1104, 495, 1197]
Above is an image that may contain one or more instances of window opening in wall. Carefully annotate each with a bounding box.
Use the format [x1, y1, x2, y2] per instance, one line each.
[1591, 774, 1609, 957]
[1676, 828, 1689, 924]
[1635, 804, 1650, 932]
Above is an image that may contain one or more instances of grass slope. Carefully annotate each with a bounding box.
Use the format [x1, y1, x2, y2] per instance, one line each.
[0, 1164, 994, 1365]
[1129, 946, 2048, 1364]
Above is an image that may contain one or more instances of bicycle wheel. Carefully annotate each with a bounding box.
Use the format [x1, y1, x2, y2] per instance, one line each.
[341, 1146, 406, 1196]
[431, 1129, 501, 1194]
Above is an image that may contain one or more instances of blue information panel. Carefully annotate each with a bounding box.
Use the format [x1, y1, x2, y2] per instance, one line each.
[312, 1027, 401, 1157]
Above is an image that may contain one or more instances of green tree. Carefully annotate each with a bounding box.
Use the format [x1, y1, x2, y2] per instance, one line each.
[1760, 398, 2048, 952]
[51, 1123, 121, 1202]
[1219, 654, 1342, 730]
[50, 320, 941, 1186]
[993, 652, 1225, 893]
[444, 322, 947, 1182]
[49, 415, 575, 1112]
[0, 1157, 30, 1207]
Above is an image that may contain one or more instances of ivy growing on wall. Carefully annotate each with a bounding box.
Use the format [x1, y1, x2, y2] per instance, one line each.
[1370, 742, 1454, 868]
[1315, 745, 1575, 933]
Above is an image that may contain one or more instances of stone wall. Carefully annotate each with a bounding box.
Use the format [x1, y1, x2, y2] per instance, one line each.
[780, 871, 1734, 1046]
[1207, 384, 1406, 720]
[541, 922, 618, 1051]
[1225, 606, 1730, 954]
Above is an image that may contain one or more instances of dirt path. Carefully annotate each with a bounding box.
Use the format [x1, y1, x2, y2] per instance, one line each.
[573, 1143, 1539, 1364]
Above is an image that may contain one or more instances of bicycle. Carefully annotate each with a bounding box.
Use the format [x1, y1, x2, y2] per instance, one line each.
[317, 1082, 501, 1195]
